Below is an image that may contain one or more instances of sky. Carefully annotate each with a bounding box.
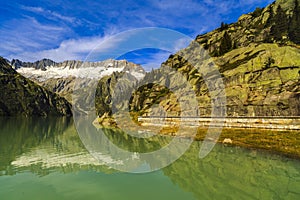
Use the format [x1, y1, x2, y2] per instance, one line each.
[0, 0, 274, 70]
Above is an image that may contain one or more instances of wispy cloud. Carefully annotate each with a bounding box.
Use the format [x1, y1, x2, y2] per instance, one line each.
[0, 16, 70, 59]
[21, 5, 77, 24]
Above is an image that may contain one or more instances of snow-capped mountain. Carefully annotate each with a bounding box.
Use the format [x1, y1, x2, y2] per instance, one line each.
[9, 58, 146, 106]
[11, 58, 145, 81]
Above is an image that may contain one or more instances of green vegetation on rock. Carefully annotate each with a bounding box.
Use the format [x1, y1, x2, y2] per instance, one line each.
[93, 0, 300, 124]
[122, 0, 300, 118]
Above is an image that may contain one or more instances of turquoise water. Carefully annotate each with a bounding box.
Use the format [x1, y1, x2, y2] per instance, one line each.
[0, 117, 300, 199]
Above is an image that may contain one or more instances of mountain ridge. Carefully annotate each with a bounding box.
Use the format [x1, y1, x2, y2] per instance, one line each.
[10, 58, 145, 72]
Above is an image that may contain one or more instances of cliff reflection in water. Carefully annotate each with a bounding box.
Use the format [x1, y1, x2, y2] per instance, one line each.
[163, 142, 300, 199]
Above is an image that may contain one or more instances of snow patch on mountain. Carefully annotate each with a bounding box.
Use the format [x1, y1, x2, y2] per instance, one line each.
[17, 65, 125, 81]
[14, 59, 146, 81]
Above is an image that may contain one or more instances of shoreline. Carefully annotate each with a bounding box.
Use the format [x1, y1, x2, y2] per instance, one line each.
[95, 116, 300, 159]
[137, 116, 300, 130]
[93, 116, 300, 159]
[96, 123, 300, 160]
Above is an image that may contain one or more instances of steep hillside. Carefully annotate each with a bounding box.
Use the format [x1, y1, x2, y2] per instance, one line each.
[96, 0, 300, 120]
[0, 57, 72, 116]
[156, 43, 300, 117]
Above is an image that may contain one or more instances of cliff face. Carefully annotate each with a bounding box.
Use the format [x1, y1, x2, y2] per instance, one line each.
[0, 57, 72, 116]
[157, 43, 300, 117]
[95, 72, 138, 117]
[97, 0, 300, 118]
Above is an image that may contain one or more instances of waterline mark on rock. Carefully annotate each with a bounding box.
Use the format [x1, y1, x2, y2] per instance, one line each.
[72, 27, 226, 173]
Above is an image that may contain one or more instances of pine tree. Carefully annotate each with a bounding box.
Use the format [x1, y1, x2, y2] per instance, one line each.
[270, 5, 289, 42]
[220, 22, 228, 31]
[219, 31, 232, 56]
[252, 7, 262, 17]
[289, 0, 300, 44]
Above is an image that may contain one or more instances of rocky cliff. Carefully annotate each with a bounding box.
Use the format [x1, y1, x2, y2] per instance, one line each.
[0, 57, 72, 116]
[96, 0, 300, 119]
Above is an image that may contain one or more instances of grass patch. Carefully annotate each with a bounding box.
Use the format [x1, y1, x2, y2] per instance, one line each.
[195, 128, 300, 159]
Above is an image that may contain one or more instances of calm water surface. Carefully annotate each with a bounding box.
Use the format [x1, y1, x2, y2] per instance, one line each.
[0, 117, 299, 199]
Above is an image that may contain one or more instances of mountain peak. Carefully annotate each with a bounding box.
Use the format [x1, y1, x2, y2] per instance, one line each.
[11, 58, 57, 70]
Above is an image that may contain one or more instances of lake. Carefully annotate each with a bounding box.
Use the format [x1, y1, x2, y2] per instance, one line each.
[0, 117, 299, 199]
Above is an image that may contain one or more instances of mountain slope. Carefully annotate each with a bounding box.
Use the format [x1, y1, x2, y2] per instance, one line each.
[0, 57, 72, 116]
[96, 0, 300, 120]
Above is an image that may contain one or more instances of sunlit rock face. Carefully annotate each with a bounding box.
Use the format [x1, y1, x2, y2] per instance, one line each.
[111, 0, 300, 118]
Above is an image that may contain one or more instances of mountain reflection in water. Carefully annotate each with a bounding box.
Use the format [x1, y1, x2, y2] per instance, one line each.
[0, 117, 299, 199]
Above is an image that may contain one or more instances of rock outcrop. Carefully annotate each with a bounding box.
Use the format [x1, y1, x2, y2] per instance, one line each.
[95, 71, 138, 117]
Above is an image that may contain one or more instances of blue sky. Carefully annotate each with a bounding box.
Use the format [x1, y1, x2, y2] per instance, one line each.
[0, 0, 273, 70]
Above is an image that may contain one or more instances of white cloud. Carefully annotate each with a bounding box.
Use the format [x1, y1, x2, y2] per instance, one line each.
[22, 6, 44, 13]
[9, 35, 118, 62]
